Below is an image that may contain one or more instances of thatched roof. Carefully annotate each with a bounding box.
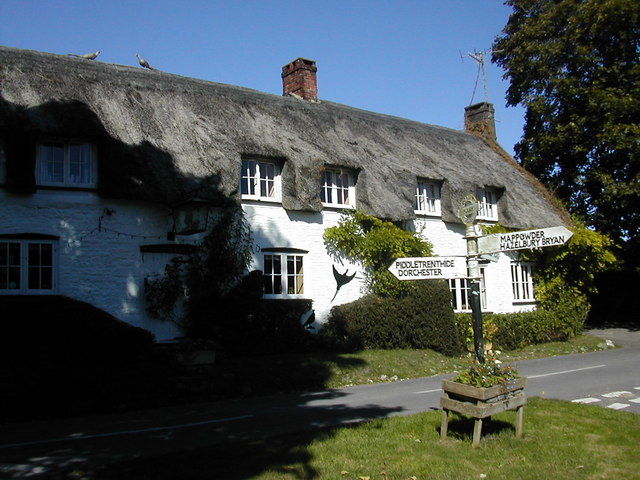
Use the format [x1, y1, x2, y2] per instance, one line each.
[0, 46, 569, 228]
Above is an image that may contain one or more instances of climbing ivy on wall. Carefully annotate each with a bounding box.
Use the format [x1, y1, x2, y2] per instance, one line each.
[145, 206, 255, 340]
[323, 210, 433, 298]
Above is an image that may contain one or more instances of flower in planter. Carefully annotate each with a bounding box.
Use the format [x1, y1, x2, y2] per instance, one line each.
[451, 350, 520, 388]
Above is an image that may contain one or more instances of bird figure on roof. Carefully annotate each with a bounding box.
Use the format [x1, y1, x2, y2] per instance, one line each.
[68, 50, 100, 60]
[136, 53, 154, 70]
[331, 265, 357, 302]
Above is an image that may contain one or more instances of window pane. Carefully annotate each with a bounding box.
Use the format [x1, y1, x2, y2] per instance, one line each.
[28, 243, 40, 266]
[263, 254, 282, 294]
[511, 263, 534, 301]
[264, 254, 273, 275]
[28, 267, 40, 289]
[259, 162, 275, 197]
[0, 266, 21, 289]
[322, 170, 354, 206]
[241, 160, 256, 196]
[41, 143, 65, 183]
[242, 160, 279, 199]
[273, 275, 282, 294]
[0, 243, 21, 289]
[338, 173, 349, 204]
[448, 279, 459, 309]
[287, 255, 304, 294]
[69, 143, 92, 185]
[27, 243, 53, 290]
[321, 172, 332, 203]
[415, 182, 440, 213]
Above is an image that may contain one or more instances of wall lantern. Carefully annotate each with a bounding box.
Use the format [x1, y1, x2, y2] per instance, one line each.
[169, 198, 213, 238]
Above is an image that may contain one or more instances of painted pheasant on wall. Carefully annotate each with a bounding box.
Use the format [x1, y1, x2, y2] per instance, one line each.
[331, 265, 356, 302]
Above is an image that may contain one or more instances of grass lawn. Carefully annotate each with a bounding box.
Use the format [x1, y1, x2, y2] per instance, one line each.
[98, 397, 640, 479]
[256, 397, 640, 480]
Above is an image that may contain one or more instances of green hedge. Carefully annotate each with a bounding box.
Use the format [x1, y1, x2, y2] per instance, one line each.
[455, 301, 587, 352]
[320, 280, 463, 357]
[0, 295, 160, 421]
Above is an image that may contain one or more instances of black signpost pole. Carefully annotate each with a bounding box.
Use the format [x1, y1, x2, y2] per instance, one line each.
[465, 223, 485, 364]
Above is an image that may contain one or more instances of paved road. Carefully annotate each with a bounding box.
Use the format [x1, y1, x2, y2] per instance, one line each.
[1, 330, 638, 478]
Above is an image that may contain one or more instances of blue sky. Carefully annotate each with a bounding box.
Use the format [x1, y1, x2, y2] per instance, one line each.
[0, 0, 524, 155]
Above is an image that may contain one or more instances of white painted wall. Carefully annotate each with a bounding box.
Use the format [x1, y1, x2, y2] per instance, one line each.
[1, 189, 535, 342]
[0, 189, 185, 341]
[414, 217, 536, 313]
[243, 202, 364, 329]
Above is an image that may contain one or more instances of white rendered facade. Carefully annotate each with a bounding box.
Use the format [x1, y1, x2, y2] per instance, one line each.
[0, 182, 538, 342]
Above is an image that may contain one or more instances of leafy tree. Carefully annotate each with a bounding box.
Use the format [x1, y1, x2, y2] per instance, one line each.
[525, 219, 618, 329]
[492, 0, 640, 267]
[323, 210, 433, 298]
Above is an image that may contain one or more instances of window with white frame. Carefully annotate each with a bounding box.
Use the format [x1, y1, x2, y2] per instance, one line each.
[477, 188, 499, 221]
[36, 140, 97, 188]
[262, 250, 305, 296]
[448, 268, 486, 311]
[241, 159, 281, 201]
[414, 180, 441, 215]
[0, 238, 57, 293]
[511, 262, 535, 302]
[320, 168, 355, 208]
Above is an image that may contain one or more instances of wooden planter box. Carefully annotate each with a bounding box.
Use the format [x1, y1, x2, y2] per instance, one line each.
[440, 377, 527, 446]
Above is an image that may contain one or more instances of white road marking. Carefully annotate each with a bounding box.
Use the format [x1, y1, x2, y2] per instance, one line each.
[607, 403, 630, 410]
[413, 388, 442, 394]
[527, 364, 606, 379]
[0, 414, 254, 450]
[602, 391, 633, 398]
[572, 398, 601, 404]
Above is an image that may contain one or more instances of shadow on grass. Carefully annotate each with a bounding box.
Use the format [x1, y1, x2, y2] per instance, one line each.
[1, 383, 402, 480]
[93, 421, 376, 480]
[439, 416, 516, 443]
[0, 297, 406, 479]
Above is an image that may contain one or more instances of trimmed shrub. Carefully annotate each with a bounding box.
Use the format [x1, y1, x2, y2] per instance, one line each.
[0, 295, 155, 365]
[0, 295, 158, 421]
[320, 280, 463, 357]
[192, 270, 318, 357]
[222, 298, 318, 356]
[455, 301, 587, 352]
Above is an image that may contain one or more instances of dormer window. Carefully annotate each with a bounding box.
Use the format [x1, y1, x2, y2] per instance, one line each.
[414, 180, 441, 216]
[36, 140, 97, 188]
[241, 158, 282, 202]
[477, 188, 499, 221]
[321, 168, 355, 208]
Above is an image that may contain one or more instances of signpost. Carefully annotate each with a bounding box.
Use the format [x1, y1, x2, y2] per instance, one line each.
[389, 193, 573, 365]
[388, 256, 466, 281]
[456, 195, 485, 363]
[478, 226, 573, 254]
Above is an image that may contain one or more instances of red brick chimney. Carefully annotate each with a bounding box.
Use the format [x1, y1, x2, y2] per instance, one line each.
[464, 102, 497, 142]
[282, 58, 318, 102]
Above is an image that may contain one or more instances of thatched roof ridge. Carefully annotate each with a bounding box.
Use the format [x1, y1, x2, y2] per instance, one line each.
[0, 46, 568, 228]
